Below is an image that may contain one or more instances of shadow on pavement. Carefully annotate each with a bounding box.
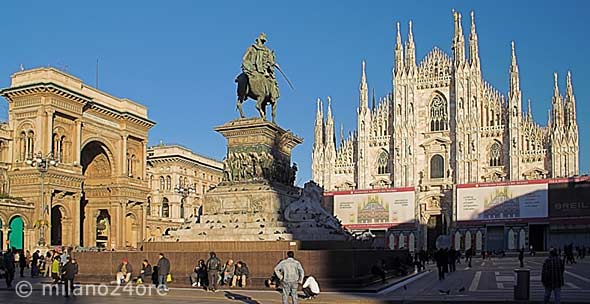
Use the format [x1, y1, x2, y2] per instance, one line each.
[224, 291, 261, 304]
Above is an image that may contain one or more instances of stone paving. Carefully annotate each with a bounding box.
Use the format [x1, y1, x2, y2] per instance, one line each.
[1, 256, 590, 303]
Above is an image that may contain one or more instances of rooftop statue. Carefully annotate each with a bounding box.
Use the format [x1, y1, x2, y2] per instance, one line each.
[236, 33, 292, 123]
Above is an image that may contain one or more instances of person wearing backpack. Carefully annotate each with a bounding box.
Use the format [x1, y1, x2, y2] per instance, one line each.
[206, 252, 221, 292]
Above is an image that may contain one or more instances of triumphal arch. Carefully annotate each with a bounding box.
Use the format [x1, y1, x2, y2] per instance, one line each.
[0, 67, 154, 251]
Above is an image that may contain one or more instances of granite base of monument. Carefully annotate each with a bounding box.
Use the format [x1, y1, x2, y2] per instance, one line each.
[158, 118, 350, 242]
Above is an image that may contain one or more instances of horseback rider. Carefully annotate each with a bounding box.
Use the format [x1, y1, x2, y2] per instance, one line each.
[241, 33, 279, 101]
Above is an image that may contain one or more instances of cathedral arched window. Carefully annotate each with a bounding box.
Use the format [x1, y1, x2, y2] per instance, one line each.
[146, 197, 151, 216]
[166, 175, 171, 190]
[159, 176, 165, 190]
[161, 198, 170, 218]
[19, 131, 26, 161]
[430, 154, 444, 179]
[429, 94, 448, 131]
[489, 142, 502, 167]
[180, 198, 185, 219]
[25, 130, 35, 160]
[377, 151, 389, 175]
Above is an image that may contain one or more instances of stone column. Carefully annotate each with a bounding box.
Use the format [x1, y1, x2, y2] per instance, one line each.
[24, 228, 32, 252]
[142, 140, 147, 180]
[121, 134, 128, 177]
[75, 119, 82, 165]
[61, 218, 73, 247]
[73, 194, 81, 246]
[46, 109, 55, 154]
[1, 227, 7, 250]
[141, 202, 147, 246]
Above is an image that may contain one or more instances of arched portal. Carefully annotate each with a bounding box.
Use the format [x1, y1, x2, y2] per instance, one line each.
[8, 216, 24, 250]
[124, 213, 138, 248]
[80, 140, 114, 247]
[96, 209, 111, 248]
[51, 206, 63, 246]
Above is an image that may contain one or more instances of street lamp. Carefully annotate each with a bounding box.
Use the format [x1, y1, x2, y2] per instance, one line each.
[26, 152, 59, 247]
[174, 185, 195, 219]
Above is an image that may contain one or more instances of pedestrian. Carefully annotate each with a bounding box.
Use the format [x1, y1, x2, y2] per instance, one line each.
[51, 256, 61, 284]
[435, 249, 446, 280]
[115, 258, 133, 285]
[191, 259, 207, 288]
[156, 253, 170, 291]
[233, 261, 249, 288]
[518, 247, 525, 268]
[222, 259, 235, 286]
[274, 251, 305, 304]
[18, 250, 27, 277]
[206, 252, 221, 292]
[466, 248, 472, 268]
[448, 248, 457, 272]
[302, 275, 320, 299]
[3, 248, 16, 288]
[137, 259, 152, 284]
[31, 250, 40, 277]
[44, 251, 53, 277]
[542, 248, 564, 304]
[62, 257, 78, 297]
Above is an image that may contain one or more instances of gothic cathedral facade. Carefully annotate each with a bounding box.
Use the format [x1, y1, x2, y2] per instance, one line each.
[312, 11, 579, 248]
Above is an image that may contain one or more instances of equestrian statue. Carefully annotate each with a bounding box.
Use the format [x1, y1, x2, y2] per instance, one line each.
[235, 33, 292, 123]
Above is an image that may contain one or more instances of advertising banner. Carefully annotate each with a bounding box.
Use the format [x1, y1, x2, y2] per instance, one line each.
[332, 190, 415, 226]
[457, 181, 548, 221]
[549, 180, 590, 218]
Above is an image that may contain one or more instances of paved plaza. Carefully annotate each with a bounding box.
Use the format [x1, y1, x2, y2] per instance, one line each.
[382, 255, 590, 302]
[1, 256, 590, 303]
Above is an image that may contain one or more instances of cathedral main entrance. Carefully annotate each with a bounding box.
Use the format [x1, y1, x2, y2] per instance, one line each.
[427, 214, 443, 250]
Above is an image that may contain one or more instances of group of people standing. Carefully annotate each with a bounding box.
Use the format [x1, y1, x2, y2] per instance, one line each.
[1, 247, 78, 297]
[196, 252, 250, 291]
[433, 248, 460, 280]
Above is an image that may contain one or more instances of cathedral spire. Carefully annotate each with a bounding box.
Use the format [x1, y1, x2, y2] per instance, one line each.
[452, 9, 466, 66]
[469, 11, 480, 67]
[564, 70, 577, 127]
[394, 22, 404, 76]
[552, 72, 564, 128]
[527, 99, 532, 120]
[359, 60, 369, 110]
[372, 88, 376, 110]
[405, 20, 416, 70]
[340, 123, 344, 144]
[325, 96, 336, 156]
[509, 41, 520, 98]
[313, 98, 324, 149]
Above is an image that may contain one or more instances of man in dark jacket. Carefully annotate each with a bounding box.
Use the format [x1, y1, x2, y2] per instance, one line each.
[518, 248, 525, 268]
[542, 248, 564, 304]
[62, 257, 78, 297]
[31, 250, 40, 277]
[435, 249, 447, 280]
[206, 252, 221, 292]
[156, 253, 170, 291]
[3, 248, 16, 288]
[18, 250, 27, 277]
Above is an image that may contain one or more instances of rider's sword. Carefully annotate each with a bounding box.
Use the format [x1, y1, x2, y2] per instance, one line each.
[274, 63, 295, 90]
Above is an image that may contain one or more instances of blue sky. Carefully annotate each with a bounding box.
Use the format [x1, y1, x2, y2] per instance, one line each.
[1, 0, 588, 184]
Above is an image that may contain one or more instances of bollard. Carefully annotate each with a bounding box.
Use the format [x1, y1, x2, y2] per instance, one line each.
[513, 268, 530, 301]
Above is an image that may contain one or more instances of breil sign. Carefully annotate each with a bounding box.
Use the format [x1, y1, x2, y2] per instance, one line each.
[549, 180, 590, 217]
[554, 202, 590, 210]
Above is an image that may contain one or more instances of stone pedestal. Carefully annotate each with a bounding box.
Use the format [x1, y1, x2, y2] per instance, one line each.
[167, 118, 350, 242]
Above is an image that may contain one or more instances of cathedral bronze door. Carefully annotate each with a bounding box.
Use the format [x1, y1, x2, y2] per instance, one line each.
[427, 214, 442, 250]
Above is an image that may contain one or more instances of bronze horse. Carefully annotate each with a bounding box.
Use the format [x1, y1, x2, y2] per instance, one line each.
[235, 73, 277, 123]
